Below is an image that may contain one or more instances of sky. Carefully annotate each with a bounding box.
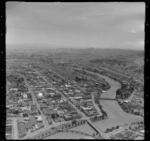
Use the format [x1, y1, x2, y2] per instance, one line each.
[6, 2, 145, 50]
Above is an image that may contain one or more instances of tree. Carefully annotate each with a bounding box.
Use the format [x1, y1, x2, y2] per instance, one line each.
[92, 133, 96, 137]
[116, 125, 119, 129]
[111, 127, 115, 131]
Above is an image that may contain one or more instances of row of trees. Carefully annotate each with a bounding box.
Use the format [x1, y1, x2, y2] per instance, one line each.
[105, 125, 119, 133]
[116, 82, 134, 100]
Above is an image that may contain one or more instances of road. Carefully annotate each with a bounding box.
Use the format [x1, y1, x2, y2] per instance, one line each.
[21, 75, 50, 130]
[11, 118, 18, 139]
[100, 98, 117, 101]
[91, 93, 102, 116]
[19, 73, 57, 139]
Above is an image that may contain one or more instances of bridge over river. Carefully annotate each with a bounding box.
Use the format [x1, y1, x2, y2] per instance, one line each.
[100, 98, 117, 101]
[84, 70, 143, 132]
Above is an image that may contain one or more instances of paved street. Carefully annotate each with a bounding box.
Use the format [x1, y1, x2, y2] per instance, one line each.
[22, 75, 49, 129]
[11, 118, 18, 139]
[91, 93, 103, 116]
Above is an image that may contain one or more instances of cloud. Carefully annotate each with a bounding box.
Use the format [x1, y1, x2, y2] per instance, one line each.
[6, 2, 145, 50]
[137, 40, 144, 46]
[121, 39, 144, 50]
[130, 22, 144, 33]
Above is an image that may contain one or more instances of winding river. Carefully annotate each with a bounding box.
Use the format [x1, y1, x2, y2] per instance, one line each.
[90, 72, 143, 132]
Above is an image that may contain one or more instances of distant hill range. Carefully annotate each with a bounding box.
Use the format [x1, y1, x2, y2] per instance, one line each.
[7, 44, 144, 63]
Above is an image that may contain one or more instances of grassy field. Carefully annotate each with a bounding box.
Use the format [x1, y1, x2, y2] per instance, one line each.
[44, 123, 97, 139]
[44, 132, 85, 139]
[70, 123, 97, 135]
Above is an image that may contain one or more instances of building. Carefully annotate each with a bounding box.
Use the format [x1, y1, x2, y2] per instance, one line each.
[64, 114, 72, 121]
[73, 96, 82, 100]
[81, 106, 93, 110]
[72, 114, 82, 119]
[35, 115, 42, 121]
[22, 93, 28, 99]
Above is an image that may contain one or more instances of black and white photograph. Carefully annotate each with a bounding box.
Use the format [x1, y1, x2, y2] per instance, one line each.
[6, 2, 145, 140]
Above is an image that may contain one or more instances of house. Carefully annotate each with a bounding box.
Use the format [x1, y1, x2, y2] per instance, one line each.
[75, 90, 81, 93]
[35, 115, 42, 121]
[73, 96, 82, 100]
[81, 106, 93, 110]
[22, 93, 28, 99]
[72, 114, 82, 119]
[64, 114, 72, 121]
[65, 84, 71, 88]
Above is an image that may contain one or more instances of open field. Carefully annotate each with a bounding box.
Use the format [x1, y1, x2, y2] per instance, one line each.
[44, 132, 86, 139]
[70, 123, 97, 135]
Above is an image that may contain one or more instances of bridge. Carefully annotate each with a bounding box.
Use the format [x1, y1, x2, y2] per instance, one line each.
[100, 98, 117, 101]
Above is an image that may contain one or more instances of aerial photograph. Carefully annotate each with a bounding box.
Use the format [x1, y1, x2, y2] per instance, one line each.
[6, 2, 145, 140]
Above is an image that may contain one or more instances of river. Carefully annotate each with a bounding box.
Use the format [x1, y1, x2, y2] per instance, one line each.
[91, 72, 143, 132]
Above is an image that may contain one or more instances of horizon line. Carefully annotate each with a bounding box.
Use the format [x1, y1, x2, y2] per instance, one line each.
[6, 43, 144, 51]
